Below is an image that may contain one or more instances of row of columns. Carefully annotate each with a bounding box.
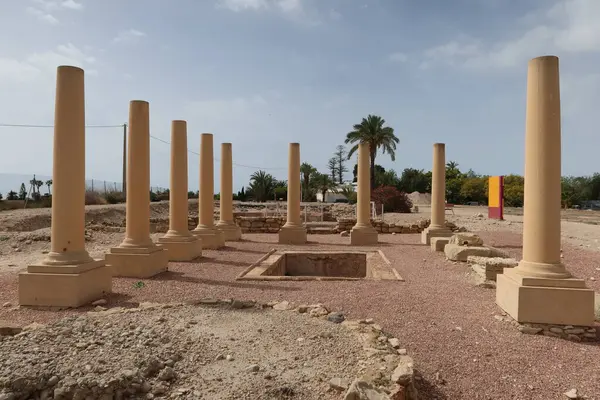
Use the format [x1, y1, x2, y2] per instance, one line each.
[18, 65, 242, 307]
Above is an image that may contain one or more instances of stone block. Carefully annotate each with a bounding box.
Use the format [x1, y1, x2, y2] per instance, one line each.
[157, 237, 203, 261]
[191, 227, 225, 249]
[468, 256, 518, 280]
[350, 227, 378, 246]
[449, 232, 483, 246]
[278, 225, 307, 244]
[421, 227, 453, 245]
[19, 260, 111, 307]
[216, 222, 242, 241]
[430, 237, 450, 252]
[496, 269, 595, 326]
[105, 247, 169, 278]
[444, 244, 509, 262]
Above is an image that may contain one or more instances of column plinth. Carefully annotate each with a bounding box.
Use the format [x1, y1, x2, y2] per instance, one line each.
[279, 143, 307, 244]
[192, 133, 225, 248]
[19, 66, 111, 307]
[216, 143, 242, 241]
[158, 120, 202, 261]
[496, 56, 594, 326]
[105, 101, 168, 277]
[350, 142, 378, 245]
[421, 143, 452, 245]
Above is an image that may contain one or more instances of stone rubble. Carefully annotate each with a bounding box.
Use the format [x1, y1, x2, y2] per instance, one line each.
[0, 300, 419, 400]
[467, 256, 519, 281]
[494, 313, 598, 343]
[444, 233, 510, 262]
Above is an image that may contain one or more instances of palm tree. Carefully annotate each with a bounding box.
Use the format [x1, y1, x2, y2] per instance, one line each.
[300, 162, 317, 201]
[345, 115, 399, 191]
[45, 179, 53, 195]
[248, 170, 275, 202]
[311, 172, 336, 202]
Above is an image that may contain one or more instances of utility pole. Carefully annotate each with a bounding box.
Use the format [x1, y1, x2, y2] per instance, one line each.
[122, 123, 127, 198]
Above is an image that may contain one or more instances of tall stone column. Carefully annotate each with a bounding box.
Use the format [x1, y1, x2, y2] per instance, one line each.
[192, 133, 225, 248]
[158, 120, 203, 260]
[279, 143, 306, 244]
[350, 142, 378, 245]
[216, 143, 242, 241]
[105, 100, 168, 277]
[421, 143, 452, 245]
[19, 66, 111, 307]
[496, 55, 594, 326]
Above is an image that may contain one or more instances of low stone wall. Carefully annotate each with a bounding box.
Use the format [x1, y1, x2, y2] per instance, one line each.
[235, 216, 286, 233]
[336, 218, 460, 234]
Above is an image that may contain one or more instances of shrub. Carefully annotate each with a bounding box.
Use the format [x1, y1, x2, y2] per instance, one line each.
[371, 185, 413, 214]
[85, 190, 107, 205]
[104, 191, 125, 204]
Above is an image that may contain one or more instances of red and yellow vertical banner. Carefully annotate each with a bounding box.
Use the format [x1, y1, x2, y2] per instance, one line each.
[488, 176, 504, 220]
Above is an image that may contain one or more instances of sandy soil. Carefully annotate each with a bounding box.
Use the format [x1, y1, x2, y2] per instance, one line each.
[1, 203, 600, 399]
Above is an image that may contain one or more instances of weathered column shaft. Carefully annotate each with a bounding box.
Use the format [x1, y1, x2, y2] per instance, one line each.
[430, 143, 446, 229]
[219, 143, 234, 223]
[287, 143, 301, 225]
[122, 101, 152, 246]
[199, 133, 215, 227]
[48, 66, 90, 262]
[168, 120, 189, 235]
[356, 142, 371, 225]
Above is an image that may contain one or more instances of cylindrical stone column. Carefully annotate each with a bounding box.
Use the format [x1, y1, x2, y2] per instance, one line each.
[198, 133, 215, 228]
[119, 101, 154, 248]
[286, 143, 301, 226]
[44, 66, 93, 265]
[219, 143, 234, 224]
[164, 120, 192, 238]
[355, 142, 371, 226]
[430, 143, 446, 229]
[515, 56, 570, 279]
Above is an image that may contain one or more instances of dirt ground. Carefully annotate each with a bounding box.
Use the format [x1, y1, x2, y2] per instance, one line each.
[1, 202, 600, 399]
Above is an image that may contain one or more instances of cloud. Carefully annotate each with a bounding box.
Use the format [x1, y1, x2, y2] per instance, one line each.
[31, 0, 83, 11]
[217, 0, 303, 14]
[422, 0, 600, 71]
[60, 0, 83, 10]
[0, 44, 98, 85]
[112, 29, 146, 45]
[26, 6, 59, 25]
[389, 52, 408, 63]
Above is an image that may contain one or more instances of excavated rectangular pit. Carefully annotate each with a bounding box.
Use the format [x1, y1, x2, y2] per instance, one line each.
[237, 250, 402, 281]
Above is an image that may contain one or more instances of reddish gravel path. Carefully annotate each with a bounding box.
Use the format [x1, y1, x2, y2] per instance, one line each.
[1, 232, 599, 399]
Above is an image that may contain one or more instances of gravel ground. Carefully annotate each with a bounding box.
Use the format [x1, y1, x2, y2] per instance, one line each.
[2, 303, 398, 400]
[1, 232, 599, 399]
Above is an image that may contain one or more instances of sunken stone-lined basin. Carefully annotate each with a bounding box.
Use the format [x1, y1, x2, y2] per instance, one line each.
[237, 250, 402, 281]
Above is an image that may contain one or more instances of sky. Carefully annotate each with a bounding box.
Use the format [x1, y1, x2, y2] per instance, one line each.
[1, 0, 600, 194]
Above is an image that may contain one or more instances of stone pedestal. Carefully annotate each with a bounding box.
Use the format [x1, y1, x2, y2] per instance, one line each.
[430, 237, 450, 252]
[421, 143, 452, 245]
[279, 143, 307, 244]
[193, 133, 225, 248]
[105, 100, 168, 277]
[158, 120, 202, 261]
[496, 56, 595, 326]
[216, 143, 242, 241]
[350, 142, 378, 246]
[19, 66, 111, 307]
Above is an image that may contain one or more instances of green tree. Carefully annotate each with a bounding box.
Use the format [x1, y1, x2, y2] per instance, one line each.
[327, 157, 338, 183]
[45, 179, 53, 195]
[345, 115, 400, 191]
[300, 162, 317, 201]
[375, 169, 400, 188]
[339, 184, 357, 203]
[247, 170, 276, 202]
[445, 161, 465, 204]
[503, 174, 525, 207]
[18, 183, 27, 200]
[333, 145, 348, 183]
[311, 172, 336, 201]
[397, 168, 431, 193]
[7, 190, 17, 200]
[460, 176, 488, 204]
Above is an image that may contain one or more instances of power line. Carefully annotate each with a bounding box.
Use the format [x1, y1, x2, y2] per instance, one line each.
[0, 123, 123, 128]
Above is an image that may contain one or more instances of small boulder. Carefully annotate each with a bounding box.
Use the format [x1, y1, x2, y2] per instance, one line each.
[391, 356, 414, 385]
[344, 379, 390, 400]
[329, 377, 349, 391]
[327, 312, 345, 324]
[449, 233, 483, 247]
[273, 301, 292, 311]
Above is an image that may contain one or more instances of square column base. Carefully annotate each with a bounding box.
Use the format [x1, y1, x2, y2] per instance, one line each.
[19, 260, 111, 307]
[496, 268, 595, 326]
[157, 237, 203, 261]
[350, 226, 378, 246]
[191, 227, 225, 249]
[421, 227, 453, 245]
[105, 247, 169, 278]
[278, 225, 307, 244]
[431, 237, 450, 252]
[216, 222, 243, 241]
